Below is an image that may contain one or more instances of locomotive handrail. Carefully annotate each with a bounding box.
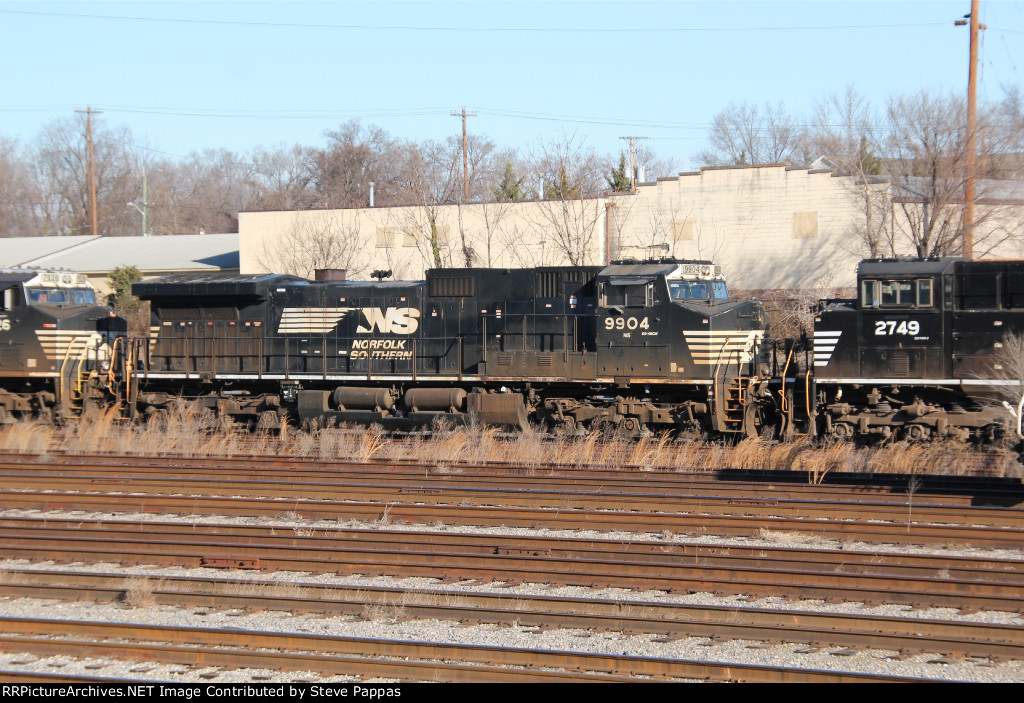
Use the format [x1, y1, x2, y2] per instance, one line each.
[804, 369, 813, 424]
[710, 337, 732, 425]
[777, 348, 794, 414]
[108, 336, 122, 390]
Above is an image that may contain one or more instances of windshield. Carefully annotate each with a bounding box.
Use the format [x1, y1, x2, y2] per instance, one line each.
[669, 281, 728, 301]
[27, 287, 96, 305]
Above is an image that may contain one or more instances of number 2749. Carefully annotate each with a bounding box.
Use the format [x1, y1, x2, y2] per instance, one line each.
[874, 320, 919, 335]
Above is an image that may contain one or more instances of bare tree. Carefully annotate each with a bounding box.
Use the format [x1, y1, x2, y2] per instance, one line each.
[478, 199, 518, 266]
[33, 113, 139, 235]
[883, 91, 972, 256]
[148, 149, 256, 234]
[695, 102, 808, 167]
[389, 140, 461, 268]
[531, 131, 606, 198]
[809, 87, 893, 257]
[257, 211, 364, 279]
[0, 138, 42, 236]
[525, 132, 606, 265]
[311, 121, 410, 209]
[633, 143, 678, 183]
[247, 144, 317, 211]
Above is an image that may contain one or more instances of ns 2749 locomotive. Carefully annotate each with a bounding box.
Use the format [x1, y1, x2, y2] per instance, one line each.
[808, 257, 1024, 443]
[130, 261, 768, 437]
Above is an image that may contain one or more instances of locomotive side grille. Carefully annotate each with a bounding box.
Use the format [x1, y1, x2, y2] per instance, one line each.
[535, 272, 560, 298]
[890, 352, 910, 377]
[497, 353, 514, 366]
[536, 353, 553, 367]
[429, 276, 474, 297]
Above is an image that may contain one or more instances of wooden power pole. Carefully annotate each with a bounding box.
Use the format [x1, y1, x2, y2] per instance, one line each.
[956, 0, 985, 258]
[76, 106, 102, 236]
[451, 108, 477, 202]
[619, 136, 647, 192]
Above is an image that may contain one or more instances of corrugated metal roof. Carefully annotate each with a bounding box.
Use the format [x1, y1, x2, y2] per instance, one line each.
[0, 234, 238, 273]
[0, 236, 100, 267]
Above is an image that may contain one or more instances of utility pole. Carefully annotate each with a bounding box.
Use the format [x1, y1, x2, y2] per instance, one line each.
[76, 107, 102, 235]
[619, 136, 647, 192]
[451, 107, 477, 202]
[956, 1, 986, 258]
[128, 165, 148, 236]
[141, 164, 147, 236]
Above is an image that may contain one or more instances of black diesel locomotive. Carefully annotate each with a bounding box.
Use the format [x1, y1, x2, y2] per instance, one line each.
[0, 269, 127, 422]
[809, 257, 1023, 442]
[8, 256, 1018, 444]
[130, 261, 768, 436]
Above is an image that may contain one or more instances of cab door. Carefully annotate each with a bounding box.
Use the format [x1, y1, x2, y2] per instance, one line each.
[859, 277, 943, 379]
[596, 278, 667, 378]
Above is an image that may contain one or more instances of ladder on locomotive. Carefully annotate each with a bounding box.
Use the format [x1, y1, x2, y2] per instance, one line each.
[56, 336, 101, 419]
[720, 375, 757, 437]
[777, 346, 815, 438]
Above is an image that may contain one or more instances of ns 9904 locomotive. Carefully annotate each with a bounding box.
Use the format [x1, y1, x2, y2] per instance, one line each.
[130, 260, 768, 437]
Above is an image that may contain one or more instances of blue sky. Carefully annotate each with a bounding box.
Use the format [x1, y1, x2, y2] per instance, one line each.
[2, 1, 1022, 171]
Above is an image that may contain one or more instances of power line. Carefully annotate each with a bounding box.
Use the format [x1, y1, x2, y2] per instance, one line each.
[0, 8, 958, 33]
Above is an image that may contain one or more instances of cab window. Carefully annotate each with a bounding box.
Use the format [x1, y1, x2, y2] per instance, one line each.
[603, 281, 652, 307]
[26, 287, 96, 305]
[2, 286, 21, 311]
[861, 279, 933, 308]
[669, 281, 728, 301]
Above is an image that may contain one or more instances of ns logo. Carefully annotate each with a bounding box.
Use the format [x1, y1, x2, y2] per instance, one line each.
[356, 307, 420, 335]
[277, 306, 421, 335]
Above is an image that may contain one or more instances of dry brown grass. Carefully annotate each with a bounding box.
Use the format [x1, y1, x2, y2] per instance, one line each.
[122, 576, 158, 608]
[0, 411, 1018, 479]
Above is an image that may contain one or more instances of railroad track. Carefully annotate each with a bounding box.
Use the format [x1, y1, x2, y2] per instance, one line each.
[0, 451, 1021, 682]
[1, 488, 1021, 548]
[1, 568, 1021, 662]
[2, 453, 1022, 507]
[0, 616, 929, 683]
[0, 517, 1021, 610]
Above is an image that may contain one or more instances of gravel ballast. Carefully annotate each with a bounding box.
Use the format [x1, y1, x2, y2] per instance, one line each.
[1, 507, 1022, 683]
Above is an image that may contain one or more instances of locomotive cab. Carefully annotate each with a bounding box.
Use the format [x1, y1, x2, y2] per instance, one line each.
[0, 270, 122, 375]
[856, 259, 953, 380]
[0, 269, 126, 421]
[813, 257, 1016, 442]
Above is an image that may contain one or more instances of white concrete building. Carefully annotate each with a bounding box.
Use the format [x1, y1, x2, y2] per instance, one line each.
[239, 164, 1024, 290]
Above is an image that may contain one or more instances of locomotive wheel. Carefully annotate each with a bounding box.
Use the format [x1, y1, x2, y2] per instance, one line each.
[831, 422, 854, 440]
[618, 417, 641, 437]
[904, 424, 931, 442]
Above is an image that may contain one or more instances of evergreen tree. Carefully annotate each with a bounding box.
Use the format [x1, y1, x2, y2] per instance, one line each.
[857, 135, 883, 176]
[544, 165, 581, 200]
[492, 162, 528, 201]
[607, 152, 632, 192]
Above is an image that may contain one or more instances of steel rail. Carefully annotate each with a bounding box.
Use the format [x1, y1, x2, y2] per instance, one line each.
[0, 473, 1019, 526]
[3, 531, 1022, 611]
[2, 568, 1022, 661]
[1, 517, 1021, 583]
[2, 459, 1021, 507]
[1, 489, 1021, 549]
[1, 451, 1019, 498]
[0, 617, 933, 683]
